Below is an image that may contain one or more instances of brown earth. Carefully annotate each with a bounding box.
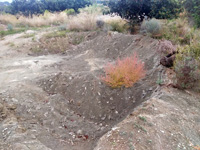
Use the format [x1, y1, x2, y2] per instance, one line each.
[0, 29, 199, 150]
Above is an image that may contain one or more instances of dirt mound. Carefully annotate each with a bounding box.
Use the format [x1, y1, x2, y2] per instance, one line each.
[38, 32, 160, 125]
[35, 32, 160, 149]
[94, 88, 200, 150]
[0, 31, 161, 150]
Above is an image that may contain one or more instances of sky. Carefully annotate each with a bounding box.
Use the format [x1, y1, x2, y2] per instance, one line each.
[0, 0, 12, 2]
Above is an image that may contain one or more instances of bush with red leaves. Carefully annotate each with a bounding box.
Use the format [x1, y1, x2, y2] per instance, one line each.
[101, 54, 146, 88]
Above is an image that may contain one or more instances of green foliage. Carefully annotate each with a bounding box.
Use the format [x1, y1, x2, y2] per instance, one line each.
[108, 22, 124, 33]
[108, 0, 151, 21]
[108, 0, 182, 21]
[64, 9, 75, 15]
[10, 0, 91, 16]
[78, 4, 104, 15]
[11, 0, 44, 16]
[150, 0, 182, 19]
[182, 41, 200, 59]
[184, 0, 200, 28]
[0, 2, 12, 14]
[174, 50, 200, 89]
[20, 33, 35, 38]
[161, 18, 194, 44]
[140, 18, 162, 37]
[43, 10, 50, 18]
[7, 24, 13, 30]
[105, 17, 129, 33]
[43, 31, 67, 39]
[0, 28, 25, 37]
[58, 24, 67, 31]
[174, 33, 200, 90]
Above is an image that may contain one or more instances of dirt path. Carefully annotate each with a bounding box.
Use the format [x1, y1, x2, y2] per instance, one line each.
[2, 30, 197, 150]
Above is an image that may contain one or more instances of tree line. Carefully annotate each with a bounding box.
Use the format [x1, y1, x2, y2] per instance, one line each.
[108, 0, 200, 27]
[0, 0, 91, 16]
[0, 0, 199, 27]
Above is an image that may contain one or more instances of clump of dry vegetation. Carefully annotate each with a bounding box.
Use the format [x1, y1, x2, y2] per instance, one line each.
[67, 13, 97, 31]
[102, 15, 128, 33]
[161, 18, 194, 44]
[0, 10, 128, 33]
[0, 12, 68, 27]
[101, 54, 146, 88]
[30, 31, 96, 55]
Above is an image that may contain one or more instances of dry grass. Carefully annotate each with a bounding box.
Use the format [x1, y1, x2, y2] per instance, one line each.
[161, 18, 193, 44]
[0, 12, 68, 27]
[67, 13, 97, 31]
[18, 12, 67, 27]
[31, 31, 92, 55]
[0, 14, 19, 25]
[0, 12, 127, 33]
[100, 15, 128, 32]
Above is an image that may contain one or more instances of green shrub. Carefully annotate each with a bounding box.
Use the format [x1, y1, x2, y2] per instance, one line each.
[0, 28, 25, 37]
[161, 18, 194, 44]
[44, 10, 51, 18]
[184, 0, 200, 28]
[104, 17, 128, 33]
[43, 31, 67, 39]
[140, 18, 162, 37]
[182, 41, 200, 59]
[174, 50, 200, 89]
[58, 24, 67, 31]
[108, 21, 127, 33]
[78, 4, 103, 15]
[64, 9, 75, 15]
[7, 24, 13, 31]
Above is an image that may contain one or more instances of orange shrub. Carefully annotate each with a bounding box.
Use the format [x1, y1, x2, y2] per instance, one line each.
[101, 54, 146, 88]
[194, 146, 200, 150]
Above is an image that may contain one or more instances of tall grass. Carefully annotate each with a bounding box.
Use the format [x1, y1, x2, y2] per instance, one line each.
[0, 12, 68, 27]
[0, 9, 127, 33]
[67, 13, 97, 31]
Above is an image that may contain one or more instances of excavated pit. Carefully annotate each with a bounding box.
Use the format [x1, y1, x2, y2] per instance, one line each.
[0, 32, 161, 150]
[36, 33, 161, 149]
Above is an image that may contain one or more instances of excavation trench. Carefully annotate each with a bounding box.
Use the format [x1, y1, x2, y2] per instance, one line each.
[0, 32, 161, 150]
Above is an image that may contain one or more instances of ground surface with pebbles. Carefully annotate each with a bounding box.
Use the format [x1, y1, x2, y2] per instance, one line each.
[0, 29, 199, 150]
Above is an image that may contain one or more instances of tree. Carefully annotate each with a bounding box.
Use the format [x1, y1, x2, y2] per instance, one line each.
[10, 0, 91, 16]
[108, 0, 182, 20]
[108, 0, 151, 20]
[184, 0, 200, 28]
[11, 0, 44, 15]
[150, 0, 182, 19]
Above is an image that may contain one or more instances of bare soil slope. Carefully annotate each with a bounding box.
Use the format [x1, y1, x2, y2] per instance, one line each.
[0, 29, 199, 150]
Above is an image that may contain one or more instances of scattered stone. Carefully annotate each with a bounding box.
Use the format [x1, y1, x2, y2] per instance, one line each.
[7, 103, 17, 110]
[77, 130, 83, 135]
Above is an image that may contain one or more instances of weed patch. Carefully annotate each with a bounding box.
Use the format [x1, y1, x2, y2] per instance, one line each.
[20, 33, 35, 38]
[0, 29, 25, 37]
[161, 18, 193, 44]
[141, 18, 162, 37]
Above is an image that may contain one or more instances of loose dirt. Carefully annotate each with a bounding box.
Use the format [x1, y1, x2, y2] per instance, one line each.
[0, 29, 199, 150]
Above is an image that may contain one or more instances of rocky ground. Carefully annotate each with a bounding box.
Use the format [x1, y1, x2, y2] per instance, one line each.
[0, 29, 199, 150]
